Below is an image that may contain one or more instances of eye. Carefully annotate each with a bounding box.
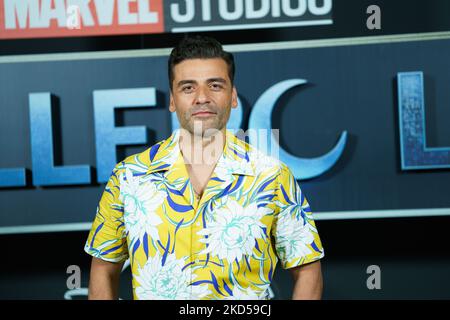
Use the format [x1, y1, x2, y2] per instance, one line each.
[182, 85, 194, 93]
[210, 83, 224, 90]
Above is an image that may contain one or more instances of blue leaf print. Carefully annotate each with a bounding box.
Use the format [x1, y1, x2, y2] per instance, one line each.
[180, 180, 189, 193]
[299, 208, 307, 224]
[133, 172, 146, 177]
[101, 243, 124, 256]
[261, 227, 267, 237]
[171, 218, 184, 254]
[311, 241, 322, 253]
[280, 184, 294, 205]
[222, 280, 232, 296]
[191, 280, 214, 286]
[268, 253, 274, 281]
[111, 206, 124, 213]
[166, 193, 193, 212]
[105, 188, 114, 197]
[157, 240, 165, 251]
[143, 233, 149, 259]
[257, 177, 276, 193]
[232, 148, 245, 159]
[303, 205, 312, 214]
[182, 261, 195, 271]
[202, 208, 208, 231]
[220, 182, 233, 197]
[153, 164, 170, 171]
[115, 221, 124, 233]
[132, 239, 140, 256]
[210, 271, 224, 296]
[90, 222, 104, 247]
[235, 258, 240, 272]
[255, 241, 262, 253]
[175, 218, 184, 234]
[233, 148, 242, 158]
[149, 143, 161, 161]
[268, 263, 273, 282]
[258, 194, 276, 201]
[228, 175, 244, 194]
[203, 253, 210, 267]
[161, 232, 171, 266]
[204, 260, 224, 268]
[166, 185, 184, 196]
[299, 189, 305, 203]
[244, 256, 252, 272]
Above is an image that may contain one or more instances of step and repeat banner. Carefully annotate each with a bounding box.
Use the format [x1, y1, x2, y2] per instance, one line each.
[4, 0, 450, 41]
[1, 0, 333, 39]
[1, 36, 450, 233]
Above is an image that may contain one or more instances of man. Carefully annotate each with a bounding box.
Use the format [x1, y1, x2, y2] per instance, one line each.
[84, 35, 324, 300]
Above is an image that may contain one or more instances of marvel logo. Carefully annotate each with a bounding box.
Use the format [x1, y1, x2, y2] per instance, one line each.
[3, 0, 161, 29]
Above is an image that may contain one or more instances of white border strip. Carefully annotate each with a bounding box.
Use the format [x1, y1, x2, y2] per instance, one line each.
[1, 31, 450, 64]
[1, 208, 449, 235]
[0, 222, 92, 235]
[172, 19, 333, 33]
[313, 208, 450, 220]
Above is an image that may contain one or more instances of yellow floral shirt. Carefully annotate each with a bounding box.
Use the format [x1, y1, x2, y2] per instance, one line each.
[84, 129, 324, 300]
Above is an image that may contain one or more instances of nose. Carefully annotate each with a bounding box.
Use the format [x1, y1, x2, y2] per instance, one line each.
[195, 85, 211, 105]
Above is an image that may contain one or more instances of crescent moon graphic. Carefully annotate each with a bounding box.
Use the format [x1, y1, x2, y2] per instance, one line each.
[248, 79, 347, 180]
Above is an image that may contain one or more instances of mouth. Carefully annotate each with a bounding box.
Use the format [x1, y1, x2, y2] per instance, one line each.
[192, 110, 217, 117]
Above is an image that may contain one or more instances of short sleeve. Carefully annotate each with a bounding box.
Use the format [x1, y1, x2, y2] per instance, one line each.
[84, 164, 129, 263]
[272, 164, 324, 269]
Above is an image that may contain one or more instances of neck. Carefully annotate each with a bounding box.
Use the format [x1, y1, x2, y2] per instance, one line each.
[179, 128, 226, 166]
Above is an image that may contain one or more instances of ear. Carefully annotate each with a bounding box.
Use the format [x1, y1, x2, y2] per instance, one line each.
[169, 93, 176, 113]
[231, 86, 238, 109]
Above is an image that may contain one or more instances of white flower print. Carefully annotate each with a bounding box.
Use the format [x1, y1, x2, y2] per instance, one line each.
[119, 168, 166, 243]
[135, 252, 210, 300]
[225, 285, 268, 300]
[214, 156, 253, 181]
[248, 149, 280, 175]
[197, 200, 271, 263]
[274, 209, 314, 263]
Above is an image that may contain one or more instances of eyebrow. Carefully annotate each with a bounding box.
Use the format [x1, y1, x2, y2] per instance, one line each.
[176, 77, 228, 88]
[207, 77, 227, 84]
[176, 79, 197, 88]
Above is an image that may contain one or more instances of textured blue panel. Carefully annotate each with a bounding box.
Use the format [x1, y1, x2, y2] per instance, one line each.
[0, 168, 26, 187]
[29, 93, 91, 186]
[248, 79, 347, 180]
[397, 72, 450, 169]
[93, 88, 156, 183]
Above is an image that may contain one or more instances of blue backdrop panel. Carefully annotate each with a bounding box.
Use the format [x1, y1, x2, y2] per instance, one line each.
[1, 39, 450, 228]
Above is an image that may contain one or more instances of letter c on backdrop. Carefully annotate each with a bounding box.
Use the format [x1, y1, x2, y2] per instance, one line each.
[248, 79, 347, 180]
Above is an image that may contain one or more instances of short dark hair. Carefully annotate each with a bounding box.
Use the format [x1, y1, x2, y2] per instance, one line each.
[168, 35, 235, 90]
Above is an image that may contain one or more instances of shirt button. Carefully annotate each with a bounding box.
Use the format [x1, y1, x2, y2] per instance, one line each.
[196, 222, 201, 226]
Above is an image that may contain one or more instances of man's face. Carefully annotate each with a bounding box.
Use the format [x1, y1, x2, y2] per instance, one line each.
[169, 58, 238, 137]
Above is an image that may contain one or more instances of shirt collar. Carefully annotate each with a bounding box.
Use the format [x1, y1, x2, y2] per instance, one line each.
[146, 129, 255, 177]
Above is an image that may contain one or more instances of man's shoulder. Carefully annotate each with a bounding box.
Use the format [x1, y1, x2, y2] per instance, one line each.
[112, 137, 170, 174]
[232, 134, 288, 177]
